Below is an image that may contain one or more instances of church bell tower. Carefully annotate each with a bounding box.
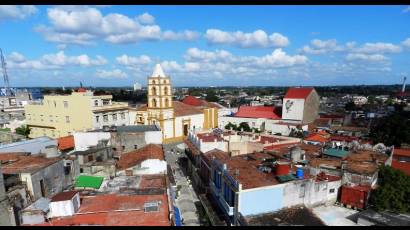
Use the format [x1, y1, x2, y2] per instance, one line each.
[147, 64, 175, 140]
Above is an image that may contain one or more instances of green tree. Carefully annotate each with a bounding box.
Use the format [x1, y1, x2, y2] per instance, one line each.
[369, 165, 410, 213]
[345, 101, 357, 111]
[205, 90, 218, 102]
[238, 122, 251, 132]
[225, 122, 237, 131]
[369, 111, 410, 147]
[15, 125, 30, 138]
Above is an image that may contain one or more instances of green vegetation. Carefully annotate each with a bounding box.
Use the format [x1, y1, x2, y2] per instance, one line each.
[224, 122, 252, 132]
[15, 125, 30, 138]
[369, 166, 410, 213]
[205, 90, 218, 102]
[369, 110, 410, 147]
[0, 128, 11, 132]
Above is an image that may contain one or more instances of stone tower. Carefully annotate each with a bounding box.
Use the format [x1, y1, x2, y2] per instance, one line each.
[147, 64, 175, 140]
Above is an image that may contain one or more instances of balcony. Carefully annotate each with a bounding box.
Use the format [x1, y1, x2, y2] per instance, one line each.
[92, 102, 129, 112]
[218, 195, 234, 216]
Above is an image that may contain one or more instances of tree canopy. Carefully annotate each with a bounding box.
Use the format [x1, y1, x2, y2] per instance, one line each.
[369, 110, 410, 147]
[369, 165, 410, 213]
[15, 125, 30, 138]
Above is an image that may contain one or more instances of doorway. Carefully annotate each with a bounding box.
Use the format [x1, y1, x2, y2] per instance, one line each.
[183, 124, 189, 136]
[40, 179, 46, 197]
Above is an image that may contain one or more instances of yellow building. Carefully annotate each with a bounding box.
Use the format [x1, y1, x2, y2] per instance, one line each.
[135, 64, 220, 143]
[25, 89, 129, 138]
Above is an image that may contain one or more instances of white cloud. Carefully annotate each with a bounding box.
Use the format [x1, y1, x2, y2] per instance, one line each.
[345, 53, 387, 62]
[116, 54, 152, 66]
[36, 6, 199, 45]
[96, 69, 128, 79]
[0, 5, 37, 21]
[205, 29, 289, 48]
[301, 39, 344, 54]
[402, 38, 410, 48]
[137, 12, 155, 24]
[6, 51, 107, 70]
[403, 6, 410, 13]
[354, 42, 402, 54]
[116, 47, 307, 80]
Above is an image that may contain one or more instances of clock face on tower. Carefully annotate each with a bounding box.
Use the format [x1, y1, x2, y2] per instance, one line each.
[285, 100, 294, 113]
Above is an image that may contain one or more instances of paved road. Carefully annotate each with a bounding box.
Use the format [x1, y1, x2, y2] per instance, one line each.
[164, 143, 201, 226]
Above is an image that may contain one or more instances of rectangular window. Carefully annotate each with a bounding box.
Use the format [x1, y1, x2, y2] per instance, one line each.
[315, 183, 320, 192]
[40, 115, 44, 121]
[329, 188, 335, 193]
[112, 113, 117, 121]
[299, 184, 305, 198]
[49, 115, 53, 122]
[103, 115, 108, 122]
[134, 145, 138, 149]
[65, 116, 70, 123]
[121, 113, 125, 119]
[64, 101, 68, 108]
[96, 116, 100, 123]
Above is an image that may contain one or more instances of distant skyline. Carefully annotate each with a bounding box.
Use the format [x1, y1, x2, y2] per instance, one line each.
[0, 5, 410, 87]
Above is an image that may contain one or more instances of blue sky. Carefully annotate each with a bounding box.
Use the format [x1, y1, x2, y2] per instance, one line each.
[0, 5, 409, 87]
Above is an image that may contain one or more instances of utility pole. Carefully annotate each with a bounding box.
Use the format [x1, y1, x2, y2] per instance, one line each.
[0, 48, 11, 96]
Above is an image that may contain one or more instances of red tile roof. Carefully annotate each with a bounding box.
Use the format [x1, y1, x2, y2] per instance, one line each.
[77, 88, 86, 92]
[116, 144, 164, 170]
[57, 135, 75, 151]
[182, 95, 222, 109]
[139, 174, 167, 189]
[393, 148, 410, 158]
[182, 95, 204, 106]
[284, 87, 314, 99]
[35, 194, 170, 226]
[197, 133, 225, 142]
[304, 133, 329, 144]
[173, 101, 203, 117]
[391, 160, 410, 176]
[51, 191, 78, 202]
[1, 155, 62, 174]
[235, 106, 281, 119]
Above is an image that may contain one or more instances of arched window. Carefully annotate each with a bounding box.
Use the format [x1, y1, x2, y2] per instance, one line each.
[152, 87, 157, 95]
[152, 80, 156, 84]
[165, 98, 169, 107]
[164, 87, 168, 95]
[152, 99, 157, 107]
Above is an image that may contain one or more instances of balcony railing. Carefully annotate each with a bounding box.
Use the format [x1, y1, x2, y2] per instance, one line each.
[92, 102, 129, 112]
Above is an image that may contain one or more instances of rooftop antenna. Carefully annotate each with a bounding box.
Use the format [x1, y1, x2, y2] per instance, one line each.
[0, 48, 11, 96]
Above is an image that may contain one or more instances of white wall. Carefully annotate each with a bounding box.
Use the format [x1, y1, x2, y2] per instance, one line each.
[144, 131, 163, 144]
[282, 98, 305, 121]
[73, 132, 111, 151]
[49, 193, 80, 218]
[175, 114, 204, 137]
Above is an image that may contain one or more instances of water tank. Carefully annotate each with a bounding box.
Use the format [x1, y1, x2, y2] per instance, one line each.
[44, 145, 60, 158]
[296, 166, 304, 179]
[276, 162, 290, 176]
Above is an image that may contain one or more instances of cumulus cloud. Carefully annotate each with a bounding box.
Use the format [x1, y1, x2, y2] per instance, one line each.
[345, 53, 387, 62]
[116, 47, 307, 80]
[96, 69, 128, 79]
[205, 29, 289, 48]
[137, 12, 155, 24]
[116, 54, 152, 66]
[0, 5, 38, 21]
[301, 39, 344, 54]
[36, 6, 199, 45]
[354, 42, 402, 54]
[402, 38, 410, 48]
[6, 51, 107, 70]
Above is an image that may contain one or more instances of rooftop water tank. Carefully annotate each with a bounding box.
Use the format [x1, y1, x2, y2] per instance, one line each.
[296, 166, 304, 179]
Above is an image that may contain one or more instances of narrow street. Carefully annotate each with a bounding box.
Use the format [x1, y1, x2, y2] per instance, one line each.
[164, 143, 205, 226]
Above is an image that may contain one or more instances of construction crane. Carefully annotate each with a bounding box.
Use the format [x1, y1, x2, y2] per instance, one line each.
[0, 48, 11, 96]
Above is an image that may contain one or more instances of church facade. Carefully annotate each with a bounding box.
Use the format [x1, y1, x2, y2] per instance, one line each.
[135, 64, 220, 143]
